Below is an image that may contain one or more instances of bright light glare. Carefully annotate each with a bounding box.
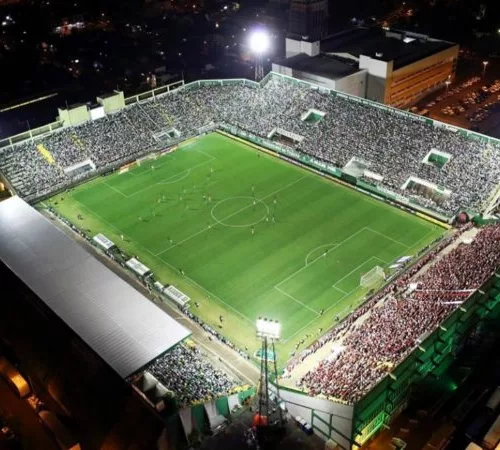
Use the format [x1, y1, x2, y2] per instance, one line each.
[249, 31, 270, 54]
[256, 318, 281, 339]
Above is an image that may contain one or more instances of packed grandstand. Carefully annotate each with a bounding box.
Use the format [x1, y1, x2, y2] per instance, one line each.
[282, 223, 500, 404]
[1, 73, 500, 411]
[146, 343, 240, 407]
[0, 74, 499, 216]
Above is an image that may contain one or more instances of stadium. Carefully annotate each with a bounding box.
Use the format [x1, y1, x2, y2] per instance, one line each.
[0, 72, 500, 449]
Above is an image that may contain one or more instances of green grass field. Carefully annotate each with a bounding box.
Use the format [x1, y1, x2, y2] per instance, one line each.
[44, 133, 445, 367]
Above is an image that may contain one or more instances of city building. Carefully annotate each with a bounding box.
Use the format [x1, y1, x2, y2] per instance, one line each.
[273, 27, 459, 108]
[288, 0, 329, 42]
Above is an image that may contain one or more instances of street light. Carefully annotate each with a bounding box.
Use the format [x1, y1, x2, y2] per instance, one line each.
[249, 30, 270, 81]
[445, 79, 451, 92]
[482, 60, 489, 78]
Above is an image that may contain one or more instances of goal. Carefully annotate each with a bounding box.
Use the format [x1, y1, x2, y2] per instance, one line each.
[360, 266, 385, 288]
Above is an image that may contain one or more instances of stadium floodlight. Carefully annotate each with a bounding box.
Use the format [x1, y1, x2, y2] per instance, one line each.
[249, 30, 270, 55]
[249, 30, 270, 81]
[256, 317, 281, 340]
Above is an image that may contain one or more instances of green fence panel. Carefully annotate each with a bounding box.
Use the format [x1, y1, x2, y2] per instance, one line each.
[216, 396, 230, 418]
[191, 404, 208, 433]
[238, 387, 256, 403]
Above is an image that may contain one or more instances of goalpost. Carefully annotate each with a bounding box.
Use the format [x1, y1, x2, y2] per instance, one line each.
[360, 266, 385, 288]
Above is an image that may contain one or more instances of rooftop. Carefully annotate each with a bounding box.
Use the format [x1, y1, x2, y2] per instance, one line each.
[275, 53, 360, 80]
[0, 197, 191, 378]
[321, 27, 455, 70]
[98, 92, 121, 100]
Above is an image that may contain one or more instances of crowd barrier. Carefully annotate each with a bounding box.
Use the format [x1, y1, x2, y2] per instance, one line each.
[216, 124, 452, 227]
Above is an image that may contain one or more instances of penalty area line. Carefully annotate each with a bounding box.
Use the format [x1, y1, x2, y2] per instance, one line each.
[274, 286, 321, 316]
[275, 227, 369, 290]
[282, 284, 360, 344]
[331, 256, 386, 288]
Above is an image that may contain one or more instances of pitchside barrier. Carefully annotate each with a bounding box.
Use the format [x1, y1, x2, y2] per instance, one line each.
[3, 72, 497, 220]
[216, 125, 452, 228]
[25, 122, 452, 230]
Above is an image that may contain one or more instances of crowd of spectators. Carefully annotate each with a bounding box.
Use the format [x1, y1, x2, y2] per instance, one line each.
[4, 75, 500, 406]
[282, 224, 500, 404]
[147, 343, 239, 407]
[1, 74, 499, 213]
[182, 308, 251, 361]
[45, 204, 246, 408]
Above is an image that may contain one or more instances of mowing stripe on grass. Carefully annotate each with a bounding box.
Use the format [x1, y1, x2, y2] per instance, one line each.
[155, 175, 308, 256]
[46, 132, 445, 364]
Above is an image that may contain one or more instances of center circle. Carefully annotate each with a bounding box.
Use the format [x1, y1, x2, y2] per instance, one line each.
[211, 196, 270, 228]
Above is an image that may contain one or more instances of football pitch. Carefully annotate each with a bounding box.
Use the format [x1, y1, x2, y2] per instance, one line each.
[44, 133, 445, 367]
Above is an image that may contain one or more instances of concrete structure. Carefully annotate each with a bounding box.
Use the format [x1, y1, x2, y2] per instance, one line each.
[273, 272, 500, 449]
[272, 52, 366, 97]
[274, 27, 459, 108]
[288, 0, 329, 42]
[0, 196, 191, 378]
[57, 91, 126, 128]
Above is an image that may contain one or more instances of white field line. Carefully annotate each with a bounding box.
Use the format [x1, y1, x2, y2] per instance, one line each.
[305, 243, 339, 266]
[103, 181, 128, 198]
[71, 195, 255, 326]
[331, 256, 386, 288]
[71, 177, 430, 345]
[274, 286, 320, 316]
[157, 169, 191, 185]
[331, 285, 347, 295]
[278, 226, 406, 342]
[275, 227, 370, 289]
[407, 228, 437, 252]
[196, 148, 216, 160]
[135, 147, 203, 172]
[282, 284, 361, 344]
[282, 229, 425, 343]
[279, 255, 384, 343]
[365, 227, 410, 249]
[106, 153, 216, 199]
[154, 175, 308, 256]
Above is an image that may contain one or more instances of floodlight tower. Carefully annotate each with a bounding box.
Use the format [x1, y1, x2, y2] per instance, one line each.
[255, 317, 284, 433]
[249, 30, 270, 81]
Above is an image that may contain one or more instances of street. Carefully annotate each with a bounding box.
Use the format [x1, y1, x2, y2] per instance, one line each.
[0, 377, 59, 450]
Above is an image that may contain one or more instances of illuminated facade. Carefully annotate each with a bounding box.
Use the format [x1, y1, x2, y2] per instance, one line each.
[359, 41, 459, 108]
[273, 271, 500, 449]
[275, 27, 459, 108]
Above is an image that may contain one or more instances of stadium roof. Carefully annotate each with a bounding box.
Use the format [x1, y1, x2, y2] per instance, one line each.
[321, 27, 456, 70]
[275, 54, 360, 79]
[0, 197, 190, 378]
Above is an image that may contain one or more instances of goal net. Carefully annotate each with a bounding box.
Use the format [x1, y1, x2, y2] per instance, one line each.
[360, 266, 385, 288]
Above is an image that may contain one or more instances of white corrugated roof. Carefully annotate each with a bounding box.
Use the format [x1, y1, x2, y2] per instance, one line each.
[0, 196, 190, 378]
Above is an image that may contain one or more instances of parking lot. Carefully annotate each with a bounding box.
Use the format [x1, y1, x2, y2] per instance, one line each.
[412, 62, 500, 138]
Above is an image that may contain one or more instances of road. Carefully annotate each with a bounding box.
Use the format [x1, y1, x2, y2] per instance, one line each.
[0, 377, 59, 450]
